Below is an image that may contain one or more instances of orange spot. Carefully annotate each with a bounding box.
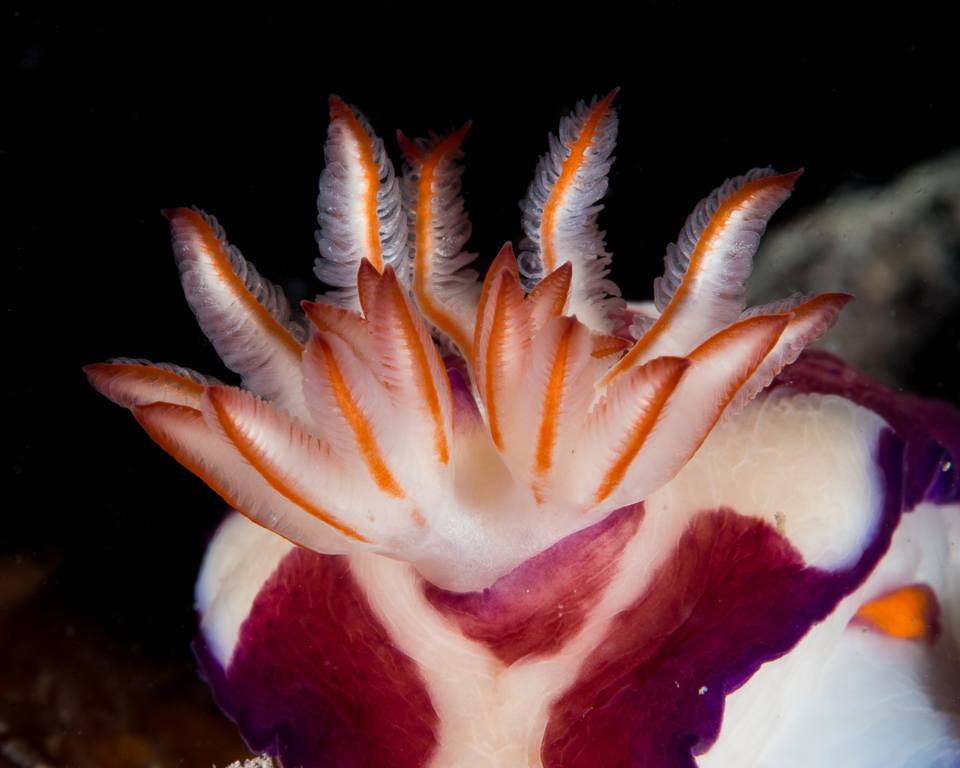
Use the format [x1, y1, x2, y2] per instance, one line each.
[540, 90, 618, 272]
[855, 584, 939, 640]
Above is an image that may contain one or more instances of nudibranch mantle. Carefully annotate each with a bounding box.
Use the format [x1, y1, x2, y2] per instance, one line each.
[86, 93, 960, 768]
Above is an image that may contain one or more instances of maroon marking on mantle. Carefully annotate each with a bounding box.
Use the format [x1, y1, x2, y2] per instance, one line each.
[541, 506, 869, 768]
[423, 503, 643, 666]
[773, 349, 960, 506]
[198, 548, 439, 768]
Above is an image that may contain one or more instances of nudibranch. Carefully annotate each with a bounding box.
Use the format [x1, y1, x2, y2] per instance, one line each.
[86, 92, 960, 768]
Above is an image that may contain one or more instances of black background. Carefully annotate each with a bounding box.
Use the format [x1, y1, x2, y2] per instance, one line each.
[7, 5, 958, 662]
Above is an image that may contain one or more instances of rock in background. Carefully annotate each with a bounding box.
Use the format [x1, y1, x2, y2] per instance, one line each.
[751, 151, 960, 398]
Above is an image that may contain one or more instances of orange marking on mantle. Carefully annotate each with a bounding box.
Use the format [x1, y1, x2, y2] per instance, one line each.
[855, 584, 939, 640]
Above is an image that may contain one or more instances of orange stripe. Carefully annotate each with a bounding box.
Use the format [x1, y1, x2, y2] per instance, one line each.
[474, 243, 519, 354]
[314, 336, 405, 498]
[686, 315, 791, 440]
[483, 276, 511, 451]
[357, 257, 381, 317]
[301, 299, 372, 361]
[408, 124, 474, 357]
[602, 171, 799, 385]
[473, 244, 520, 450]
[134, 402, 370, 543]
[526, 261, 572, 328]
[329, 96, 384, 271]
[302, 299, 363, 341]
[855, 584, 938, 640]
[302, 299, 354, 331]
[540, 90, 617, 272]
[592, 358, 689, 504]
[590, 334, 631, 359]
[533, 318, 577, 499]
[381, 269, 450, 465]
[164, 208, 304, 359]
[687, 314, 789, 368]
[84, 362, 205, 408]
[790, 292, 855, 324]
[206, 392, 372, 541]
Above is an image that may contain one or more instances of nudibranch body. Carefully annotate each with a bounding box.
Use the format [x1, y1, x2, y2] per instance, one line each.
[86, 93, 960, 767]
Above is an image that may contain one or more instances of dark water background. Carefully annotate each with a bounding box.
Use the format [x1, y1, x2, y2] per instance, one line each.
[5, 4, 958, 764]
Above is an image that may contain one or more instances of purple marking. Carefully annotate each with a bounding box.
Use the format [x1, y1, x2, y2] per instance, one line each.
[541, 430, 904, 768]
[424, 503, 643, 665]
[194, 549, 438, 768]
[774, 350, 960, 506]
[189, 349, 960, 767]
[447, 366, 483, 433]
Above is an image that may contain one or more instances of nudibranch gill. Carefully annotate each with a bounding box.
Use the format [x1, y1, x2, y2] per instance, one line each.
[86, 92, 960, 768]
